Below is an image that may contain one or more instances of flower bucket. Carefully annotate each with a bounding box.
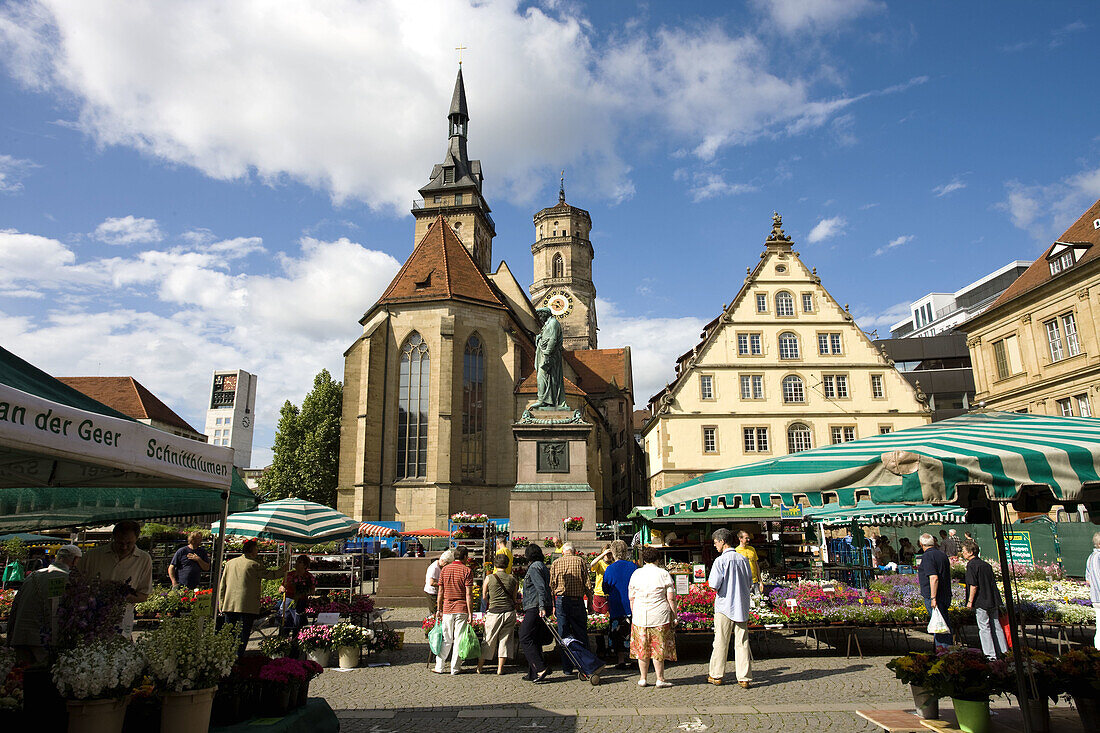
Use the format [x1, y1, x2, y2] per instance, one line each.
[951, 698, 991, 733]
[160, 686, 217, 733]
[66, 696, 129, 733]
[1023, 696, 1050, 733]
[338, 646, 361, 669]
[306, 648, 332, 667]
[910, 684, 939, 720]
[296, 679, 309, 708]
[260, 681, 294, 717]
[394, 630, 405, 650]
[1073, 695, 1098, 731]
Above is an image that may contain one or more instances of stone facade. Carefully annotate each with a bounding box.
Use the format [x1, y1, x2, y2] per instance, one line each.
[642, 213, 931, 500]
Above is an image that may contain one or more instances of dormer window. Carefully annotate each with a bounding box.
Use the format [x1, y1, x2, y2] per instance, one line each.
[1049, 250, 1075, 275]
[443, 167, 455, 184]
[1048, 242, 1090, 276]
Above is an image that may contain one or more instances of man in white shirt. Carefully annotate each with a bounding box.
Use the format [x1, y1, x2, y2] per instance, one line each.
[425, 550, 453, 616]
[80, 520, 152, 638]
[707, 528, 753, 688]
[1086, 532, 1100, 650]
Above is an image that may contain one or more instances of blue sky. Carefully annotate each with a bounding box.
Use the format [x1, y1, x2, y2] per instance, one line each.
[1, 0, 1098, 467]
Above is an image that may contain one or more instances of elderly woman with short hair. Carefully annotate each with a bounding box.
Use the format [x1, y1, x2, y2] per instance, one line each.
[628, 547, 677, 688]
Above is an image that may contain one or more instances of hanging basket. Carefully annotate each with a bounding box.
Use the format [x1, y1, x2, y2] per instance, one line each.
[65, 696, 130, 733]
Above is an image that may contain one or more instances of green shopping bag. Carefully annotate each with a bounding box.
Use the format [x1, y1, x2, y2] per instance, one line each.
[457, 622, 481, 660]
[428, 621, 444, 657]
[3, 561, 24, 583]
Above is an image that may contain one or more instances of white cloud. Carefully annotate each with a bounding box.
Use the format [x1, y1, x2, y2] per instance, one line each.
[874, 234, 914, 256]
[755, 0, 883, 34]
[851, 300, 911, 337]
[0, 1, 924, 207]
[94, 215, 164, 245]
[933, 177, 966, 197]
[0, 153, 38, 192]
[596, 298, 707, 406]
[806, 215, 847, 243]
[998, 164, 1100, 244]
[674, 169, 757, 202]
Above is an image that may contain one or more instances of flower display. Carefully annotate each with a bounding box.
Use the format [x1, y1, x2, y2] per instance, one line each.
[55, 571, 132, 649]
[330, 623, 373, 648]
[1053, 647, 1100, 698]
[562, 517, 584, 531]
[886, 651, 936, 686]
[0, 589, 15, 622]
[258, 658, 309, 684]
[139, 614, 239, 692]
[925, 647, 998, 701]
[450, 512, 488, 523]
[0, 664, 23, 711]
[543, 536, 557, 548]
[259, 635, 294, 659]
[52, 637, 145, 700]
[304, 594, 375, 617]
[0, 646, 14, 686]
[135, 586, 215, 619]
[297, 624, 334, 652]
[511, 537, 529, 548]
[367, 627, 401, 653]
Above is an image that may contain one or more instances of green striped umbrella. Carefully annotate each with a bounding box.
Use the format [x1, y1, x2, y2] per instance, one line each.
[802, 500, 965, 527]
[211, 498, 358, 542]
[655, 412, 1100, 516]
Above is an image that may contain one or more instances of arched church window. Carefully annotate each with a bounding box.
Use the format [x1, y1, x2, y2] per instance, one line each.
[461, 334, 485, 479]
[552, 253, 564, 279]
[397, 332, 430, 479]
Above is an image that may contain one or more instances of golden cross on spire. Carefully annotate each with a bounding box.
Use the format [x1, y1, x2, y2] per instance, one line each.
[455, 45, 468, 65]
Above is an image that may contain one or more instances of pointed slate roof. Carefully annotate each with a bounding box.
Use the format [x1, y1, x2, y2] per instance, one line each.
[449, 67, 468, 119]
[376, 214, 507, 309]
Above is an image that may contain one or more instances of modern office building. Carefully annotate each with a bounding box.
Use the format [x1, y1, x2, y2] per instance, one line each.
[203, 369, 257, 468]
[873, 333, 975, 422]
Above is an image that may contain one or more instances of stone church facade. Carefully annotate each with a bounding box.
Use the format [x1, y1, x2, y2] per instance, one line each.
[337, 69, 643, 529]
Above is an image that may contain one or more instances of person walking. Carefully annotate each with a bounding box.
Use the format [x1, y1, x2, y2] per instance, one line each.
[1086, 532, 1100, 650]
[6, 545, 81, 664]
[590, 543, 612, 615]
[479, 553, 519, 674]
[601, 539, 636, 670]
[734, 531, 763, 593]
[434, 546, 474, 675]
[518, 543, 553, 682]
[707, 528, 753, 687]
[424, 550, 453, 617]
[628, 548, 677, 688]
[549, 542, 591, 676]
[917, 533, 952, 648]
[219, 539, 290, 656]
[168, 531, 211, 590]
[962, 541, 1006, 659]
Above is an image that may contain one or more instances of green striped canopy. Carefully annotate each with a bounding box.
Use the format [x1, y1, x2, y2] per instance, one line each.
[212, 498, 358, 542]
[655, 412, 1100, 516]
[802, 500, 966, 527]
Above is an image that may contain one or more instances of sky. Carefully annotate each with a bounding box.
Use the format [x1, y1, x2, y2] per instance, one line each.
[1, 0, 1098, 468]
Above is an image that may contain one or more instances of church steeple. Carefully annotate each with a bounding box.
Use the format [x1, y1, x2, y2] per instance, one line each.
[448, 67, 468, 138]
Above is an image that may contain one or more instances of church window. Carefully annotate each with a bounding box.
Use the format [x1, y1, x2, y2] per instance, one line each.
[778, 332, 799, 359]
[397, 332, 430, 479]
[461, 334, 485, 479]
[782, 375, 805, 403]
[776, 291, 794, 316]
[552, 253, 564, 278]
[787, 423, 813, 453]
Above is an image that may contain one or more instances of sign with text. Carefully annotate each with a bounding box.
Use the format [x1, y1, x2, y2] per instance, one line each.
[1005, 531, 1034, 566]
[674, 573, 690, 596]
[780, 503, 803, 519]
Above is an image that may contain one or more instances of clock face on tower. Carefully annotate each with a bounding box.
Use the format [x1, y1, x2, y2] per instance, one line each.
[542, 288, 574, 318]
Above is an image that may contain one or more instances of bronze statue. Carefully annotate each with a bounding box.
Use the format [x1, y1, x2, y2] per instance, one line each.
[532, 308, 567, 410]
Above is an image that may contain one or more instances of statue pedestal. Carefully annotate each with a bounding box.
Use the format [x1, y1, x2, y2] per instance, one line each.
[509, 409, 596, 544]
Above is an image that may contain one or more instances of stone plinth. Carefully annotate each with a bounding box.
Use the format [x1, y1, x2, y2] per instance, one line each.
[509, 408, 596, 543]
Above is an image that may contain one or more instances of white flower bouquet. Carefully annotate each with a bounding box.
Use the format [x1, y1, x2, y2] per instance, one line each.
[52, 638, 145, 700]
[139, 614, 239, 692]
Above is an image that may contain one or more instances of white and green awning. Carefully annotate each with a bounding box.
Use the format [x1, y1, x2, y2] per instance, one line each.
[212, 498, 358, 543]
[802, 500, 966, 527]
[654, 412, 1100, 516]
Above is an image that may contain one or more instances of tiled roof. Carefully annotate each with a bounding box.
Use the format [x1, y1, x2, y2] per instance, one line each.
[377, 214, 507, 309]
[633, 409, 651, 432]
[515, 371, 586, 396]
[58, 377, 201, 435]
[985, 198, 1100, 311]
[566, 348, 629, 394]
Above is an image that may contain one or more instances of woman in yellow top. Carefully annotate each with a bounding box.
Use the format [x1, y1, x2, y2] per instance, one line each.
[494, 537, 513, 574]
[589, 543, 612, 614]
[735, 531, 764, 593]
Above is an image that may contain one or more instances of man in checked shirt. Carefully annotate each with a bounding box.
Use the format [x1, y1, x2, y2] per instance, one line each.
[549, 542, 591, 675]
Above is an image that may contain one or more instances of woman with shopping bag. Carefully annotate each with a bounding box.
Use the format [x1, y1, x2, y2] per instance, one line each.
[916, 533, 953, 648]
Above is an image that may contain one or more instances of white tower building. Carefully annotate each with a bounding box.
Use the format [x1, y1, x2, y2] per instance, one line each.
[204, 369, 257, 468]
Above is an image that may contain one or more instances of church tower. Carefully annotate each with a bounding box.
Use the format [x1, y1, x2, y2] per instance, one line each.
[530, 176, 597, 350]
[412, 67, 496, 272]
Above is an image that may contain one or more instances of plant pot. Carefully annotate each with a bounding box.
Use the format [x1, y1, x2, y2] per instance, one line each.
[306, 648, 332, 667]
[210, 686, 246, 727]
[338, 646, 361, 669]
[1022, 696, 1050, 733]
[66, 696, 130, 733]
[951, 698, 991, 733]
[1073, 694, 1099, 731]
[296, 679, 309, 708]
[159, 687, 216, 733]
[260, 681, 294, 717]
[910, 684, 939, 720]
[394, 630, 405, 649]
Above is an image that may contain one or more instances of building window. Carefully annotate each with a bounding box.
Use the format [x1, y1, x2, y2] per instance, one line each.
[802, 293, 814, 313]
[461, 334, 485, 479]
[1057, 398, 1073, 417]
[702, 427, 718, 454]
[818, 333, 842, 355]
[1048, 249, 1075, 275]
[756, 293, 767, 313]
[787, 423, 812, 453]
[740, 375, 763, 400]
[552, 253, 564, 279]
[397, 331, 430, 479]
[454, 193, 463, 205]
[831, 426, 856, 444]
[782, 375, 805, 403]
[737, 333, 762, 356]
[778, 332, 799, 359]
[1076, 394, 1092, 417]
[776, 291, 795, 316]
[1062, 313, 1081, 357]
[215, 417, 222, 425]
[992, 335, 1023, 379]
[443, 167, 455, 184]
[699, 374, 714, 400]
[822, 374, 849, 399]
[879, 425, 893, 434]
[743, 427, 769, 452]
[1044, 314, 1079, 361]
[871, 374, 885, 399]
[434, 195, 443, 203]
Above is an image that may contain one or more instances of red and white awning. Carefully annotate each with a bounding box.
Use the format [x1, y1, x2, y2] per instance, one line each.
[400, 528, 451, 538]
[358, 522, 398, 537]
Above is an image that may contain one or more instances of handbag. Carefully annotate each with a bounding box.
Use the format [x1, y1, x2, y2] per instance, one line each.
[998, 611, 1013, 649]
[457, 622, 482, 659]
[428, 620, 445, 656]
[927, 607, 949, 635]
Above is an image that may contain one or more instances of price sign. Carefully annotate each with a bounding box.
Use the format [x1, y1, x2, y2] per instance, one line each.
[193, 593, 213, 616]
[48, 575, 67, 599]
[674, 574, 690, 596]
[316, 612, 341, 625]
[1005, 532, 1034, 566]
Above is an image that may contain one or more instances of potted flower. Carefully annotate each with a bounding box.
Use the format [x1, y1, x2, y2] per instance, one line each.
[330, 623, 371, 669]
[543, 536, 557, 548]
[1053, 647, 1100, 730]
[52, 637, 144, 733]
[257, 658, 308, 716]
[925, 647, 996, 733]
[297, 624, 334, 667]
[295, 659, 323, 707]
[886, 651, 939, 719]
[563, 516, 584, 531]
[139, 614, 239, 733]
[998, 649, 1060, 733]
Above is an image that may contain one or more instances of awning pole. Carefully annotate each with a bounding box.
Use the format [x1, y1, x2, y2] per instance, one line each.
[992, 501, 1032, 733]
[212, 488, 231, 618]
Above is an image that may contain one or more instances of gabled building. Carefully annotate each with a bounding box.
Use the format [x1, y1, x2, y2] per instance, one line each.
[57, 376, 205, 442]
[963, 198, 1100, 416]
[642, 214, 930, 499]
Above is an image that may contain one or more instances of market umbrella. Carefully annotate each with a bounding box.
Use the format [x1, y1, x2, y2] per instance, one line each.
[802, 500, 966, 527]
[358, 522, 398, 537]
[211, 498, 359, 543]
